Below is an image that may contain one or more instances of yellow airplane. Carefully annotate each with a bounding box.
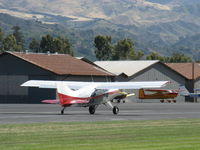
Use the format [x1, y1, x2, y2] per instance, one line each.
[138, 88, 178, 103]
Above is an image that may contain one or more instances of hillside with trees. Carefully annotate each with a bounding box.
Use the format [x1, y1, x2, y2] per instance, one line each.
[0, 25, 72, 55]
[1, 0, 200, 60]
[0, 24, 191, 63]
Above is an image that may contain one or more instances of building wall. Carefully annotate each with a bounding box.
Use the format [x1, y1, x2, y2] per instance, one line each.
[124, 63, 186, 103]
[185, 79, 193, 102]
[194, 78, 200, 102]
[195, 78, 200, 91]
[184, 78, 200, 102]
[0, 54, 57, 103]
[0, 54, 114, 103]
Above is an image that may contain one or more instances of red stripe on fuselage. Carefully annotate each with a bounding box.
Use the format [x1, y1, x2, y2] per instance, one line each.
[58, 90, 120, 106]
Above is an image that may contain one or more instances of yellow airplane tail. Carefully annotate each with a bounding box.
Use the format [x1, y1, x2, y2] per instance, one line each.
[139, 89, 145, 99]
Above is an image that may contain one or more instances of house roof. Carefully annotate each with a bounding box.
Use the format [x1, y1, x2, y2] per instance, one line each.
[166, 63, 200, 80]
[3, 52, 114, 76]
[94, 60, 159, 77]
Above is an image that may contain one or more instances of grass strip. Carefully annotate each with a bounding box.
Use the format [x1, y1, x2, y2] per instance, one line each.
[0, 119, 200, 150]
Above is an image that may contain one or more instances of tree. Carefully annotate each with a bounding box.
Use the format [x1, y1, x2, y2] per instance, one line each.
[29, 38, 40, 52]
[146, 52, 192, 63]
[52, 37, 62, 52]
[53, 37, 73, 55]
[113, 38, 135, 60]
[94, 35, 112, 60]
[62, 38, 73, 55]
[168, 53, 192, 63]
[129, 50, 144, 60]
[12, 25, 24, 49]
[146, 52, 165, 61]
[2, 35, 21, 51]
[135, 51, 144, 60]
[0, 28, 4, 51]
[40, 34, 54, 53]
[39, 35, 73, 55]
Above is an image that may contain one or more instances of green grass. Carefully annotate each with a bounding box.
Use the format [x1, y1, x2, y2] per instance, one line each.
[1, 119, 200, 150]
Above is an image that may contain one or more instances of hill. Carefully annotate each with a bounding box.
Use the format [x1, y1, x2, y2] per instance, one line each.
[1, 0, 200, 60]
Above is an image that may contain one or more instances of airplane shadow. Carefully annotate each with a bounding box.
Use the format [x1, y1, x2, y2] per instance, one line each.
[54, 113, 142, 117]
[0, 112, 142, 117]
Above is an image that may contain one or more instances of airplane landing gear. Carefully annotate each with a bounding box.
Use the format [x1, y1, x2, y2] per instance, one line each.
[61, 107, 66, 115]
[113, 106, 119, 115]
[89, 105, 96, 114]
[105, 101, 119, 115]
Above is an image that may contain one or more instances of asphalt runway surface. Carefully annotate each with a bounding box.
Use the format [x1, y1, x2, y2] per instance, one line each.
[1, 103, 200, 124]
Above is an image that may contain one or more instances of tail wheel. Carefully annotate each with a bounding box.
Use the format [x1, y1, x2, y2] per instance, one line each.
[61, 107, 66, 115]
[113, 106, 119, 115]
[89, 105, 96, 115]
[61, 109, 64, 115]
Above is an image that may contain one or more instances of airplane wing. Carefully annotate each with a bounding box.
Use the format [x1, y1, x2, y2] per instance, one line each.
[21, 80, 169, 89]
[144, 89, 178, 93]
[145, 89, 168, 92]
[144, 89, 169, 93]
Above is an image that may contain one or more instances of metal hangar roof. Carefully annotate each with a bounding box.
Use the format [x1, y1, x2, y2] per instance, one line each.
[94, 60, 159, 77]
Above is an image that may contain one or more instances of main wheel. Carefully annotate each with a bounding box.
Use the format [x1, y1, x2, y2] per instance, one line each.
[89, 105, 96, 114]
[113, 106, 119, 115]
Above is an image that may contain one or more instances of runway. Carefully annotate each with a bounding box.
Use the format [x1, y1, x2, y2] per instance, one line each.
[0, 103, 200, 124]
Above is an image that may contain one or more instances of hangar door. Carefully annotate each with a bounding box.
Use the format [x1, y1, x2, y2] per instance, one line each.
[0, 75, 28, 103]
[28, 75, 56, 103]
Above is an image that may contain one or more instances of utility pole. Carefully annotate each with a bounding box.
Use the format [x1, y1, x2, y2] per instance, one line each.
[192, 62, 197, 102]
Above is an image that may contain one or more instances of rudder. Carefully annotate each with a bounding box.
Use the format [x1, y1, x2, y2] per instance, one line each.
[139, 89, 145, 99]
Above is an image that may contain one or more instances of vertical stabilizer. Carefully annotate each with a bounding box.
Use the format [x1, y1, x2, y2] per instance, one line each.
[56, 83, 97, 105]
[138, 89, 145, 99]
[56, 83, 75, 105]
[57, 83, 75, 96]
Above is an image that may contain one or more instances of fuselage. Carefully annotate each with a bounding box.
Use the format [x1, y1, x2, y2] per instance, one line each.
[139, 89, 178, 99]
[139, 93, 178, 99]
[59, 89, 123, 107]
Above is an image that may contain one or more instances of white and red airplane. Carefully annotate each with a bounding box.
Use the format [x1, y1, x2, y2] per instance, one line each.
[21, 80, 168, 115]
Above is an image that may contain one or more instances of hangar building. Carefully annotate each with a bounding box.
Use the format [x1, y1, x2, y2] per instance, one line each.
[0, 52, 114, 103]
[95, 61, 187, 102]
[166, 63, 200, 102]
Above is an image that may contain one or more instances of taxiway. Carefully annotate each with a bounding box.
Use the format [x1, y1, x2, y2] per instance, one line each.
[0, 103, 200, 124]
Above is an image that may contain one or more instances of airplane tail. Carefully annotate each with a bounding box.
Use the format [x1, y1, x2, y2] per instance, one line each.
[179, 86, 189, 96]
[56, 83, 96, 106]
[138, 89, 145, 99]
[57, 83, 75, 96]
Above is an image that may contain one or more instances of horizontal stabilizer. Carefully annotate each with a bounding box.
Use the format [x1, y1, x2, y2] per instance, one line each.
[127, 93, 135, 97]
[41, 100, 59, 104]
[68, 100, 89, 104]
[42, 99, 89, 105]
